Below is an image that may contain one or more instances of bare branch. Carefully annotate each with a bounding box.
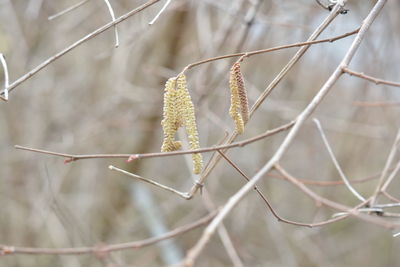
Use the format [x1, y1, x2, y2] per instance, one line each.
[108, 165, 189, 198]
[47, 0, 90, 21]
[313, 118, 366, 201]
[15, 121, 294, 162]
[343, 67, 400, 88]
[149, 0, 172, 25]
[0, 53, 9, 101]
[0, 211, 216, 256]
[371, 128, 400, 204]
[180, 28, 359, 74]
[102, 0, 120, 47]
[1, 0, 162, 98]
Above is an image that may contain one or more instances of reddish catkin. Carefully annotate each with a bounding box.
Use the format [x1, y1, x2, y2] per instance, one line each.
[232, 63, 249, 123]
[229, 63, 246, 134]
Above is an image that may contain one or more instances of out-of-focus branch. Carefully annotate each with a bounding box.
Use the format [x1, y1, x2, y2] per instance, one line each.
[0, 0, 162, 98]
[102, 0, 119, 47]
[0, 211, 216, 256]
[149, 0, 172, 25]
[48, 0, 90, 20]
[0, 53, 9, 101]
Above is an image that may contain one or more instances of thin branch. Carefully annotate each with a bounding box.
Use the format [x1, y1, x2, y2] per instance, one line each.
[0, 211, 216, 256]
[108, 165, 188, 198]
[274, 164, 396, 228]
[352, 101, 400, 107]
[15, 121, 294, 162]
[0, 53, 9, 101]
[313, 118, 366, 201]
[1, 0, 162, 98]
[149, 0, 171, 25]
[383, 191, 400, 203]
[102, 0, 119, 47]
[47, 0, 90, 21]
[180, 28, 359, 74]
[216, 150, 354, 228]
[371, 128, 400, 205]
[343, 67, 400, 88]
[181, 2, 389, 266]
[381, 159, 400, 192]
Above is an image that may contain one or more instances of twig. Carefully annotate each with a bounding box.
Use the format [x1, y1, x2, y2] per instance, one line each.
[381, 159, 400, 192]
[383, 191, 400, 203]
[274, 165, 395, 228]
[15, 121, 294, 162]
[108, 165, 188, 198]
[370, 128, 400, 205]
[313, 118, 366, 201]
[343, 67, 400, 88]
[180, 28, 359, 74]
[181, 2, 389, 265]
[149, 0, 171, 25]
[0, 211, 216, 256]
[47, 0, 90, 21]
[102, 0, 119, 47]
[216, 150, 314, 228]
[352, 101, 400, 107]
[1, 0, 162, 98]
[0, 53, 9, 101]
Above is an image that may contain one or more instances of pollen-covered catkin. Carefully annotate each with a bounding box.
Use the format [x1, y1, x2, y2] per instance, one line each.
[176, 74, 203, 174]
[160, 74, 203, 174]
[229, 64, 244, 134]
[232, 63, 249, 123]
[161, 78, 182, 152]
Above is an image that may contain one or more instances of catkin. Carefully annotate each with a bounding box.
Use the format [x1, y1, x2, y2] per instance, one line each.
[233, 63, 249, 123]
[177, 74, 203, 174]
[229, 64, 244, 134]
[161, 78, 182, 152]
[160, 74, 203, 174]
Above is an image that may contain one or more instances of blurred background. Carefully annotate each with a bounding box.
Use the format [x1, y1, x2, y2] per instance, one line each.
[1, 0, 400, 266]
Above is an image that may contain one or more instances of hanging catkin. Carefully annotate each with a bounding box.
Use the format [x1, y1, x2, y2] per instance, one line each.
[229, 63, 249, 134]
[161, 78, 182, 152]
[160, 74, 203, 174]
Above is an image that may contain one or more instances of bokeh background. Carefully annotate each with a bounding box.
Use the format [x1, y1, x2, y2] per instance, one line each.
[1, 0, 400, 266]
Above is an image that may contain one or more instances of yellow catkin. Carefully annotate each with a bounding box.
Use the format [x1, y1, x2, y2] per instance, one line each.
[160, 74, 203, 174]
[232, 63, 249, 123]
[229, 64, 244, 134]
[176, 74, 203, 174]
[161, 78, 182, 152]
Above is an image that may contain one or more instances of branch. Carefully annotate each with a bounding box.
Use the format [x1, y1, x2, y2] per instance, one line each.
[180, 28, 359, 74]
[181, 1, 390, 265]
[1, 0, 162, 98]
[313, 118, 366, 201]
[149, 0, 172, 25]
[371, 128, 400, 204]
[0, 53, 9, 101]
[102, 0, 119, 47]
[0, 211, 216, 256]
[47, 0, 90, 21]
[15, 121, 294, 162]
[216, 150, 356, 228]
[343, 67, 400, 88]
